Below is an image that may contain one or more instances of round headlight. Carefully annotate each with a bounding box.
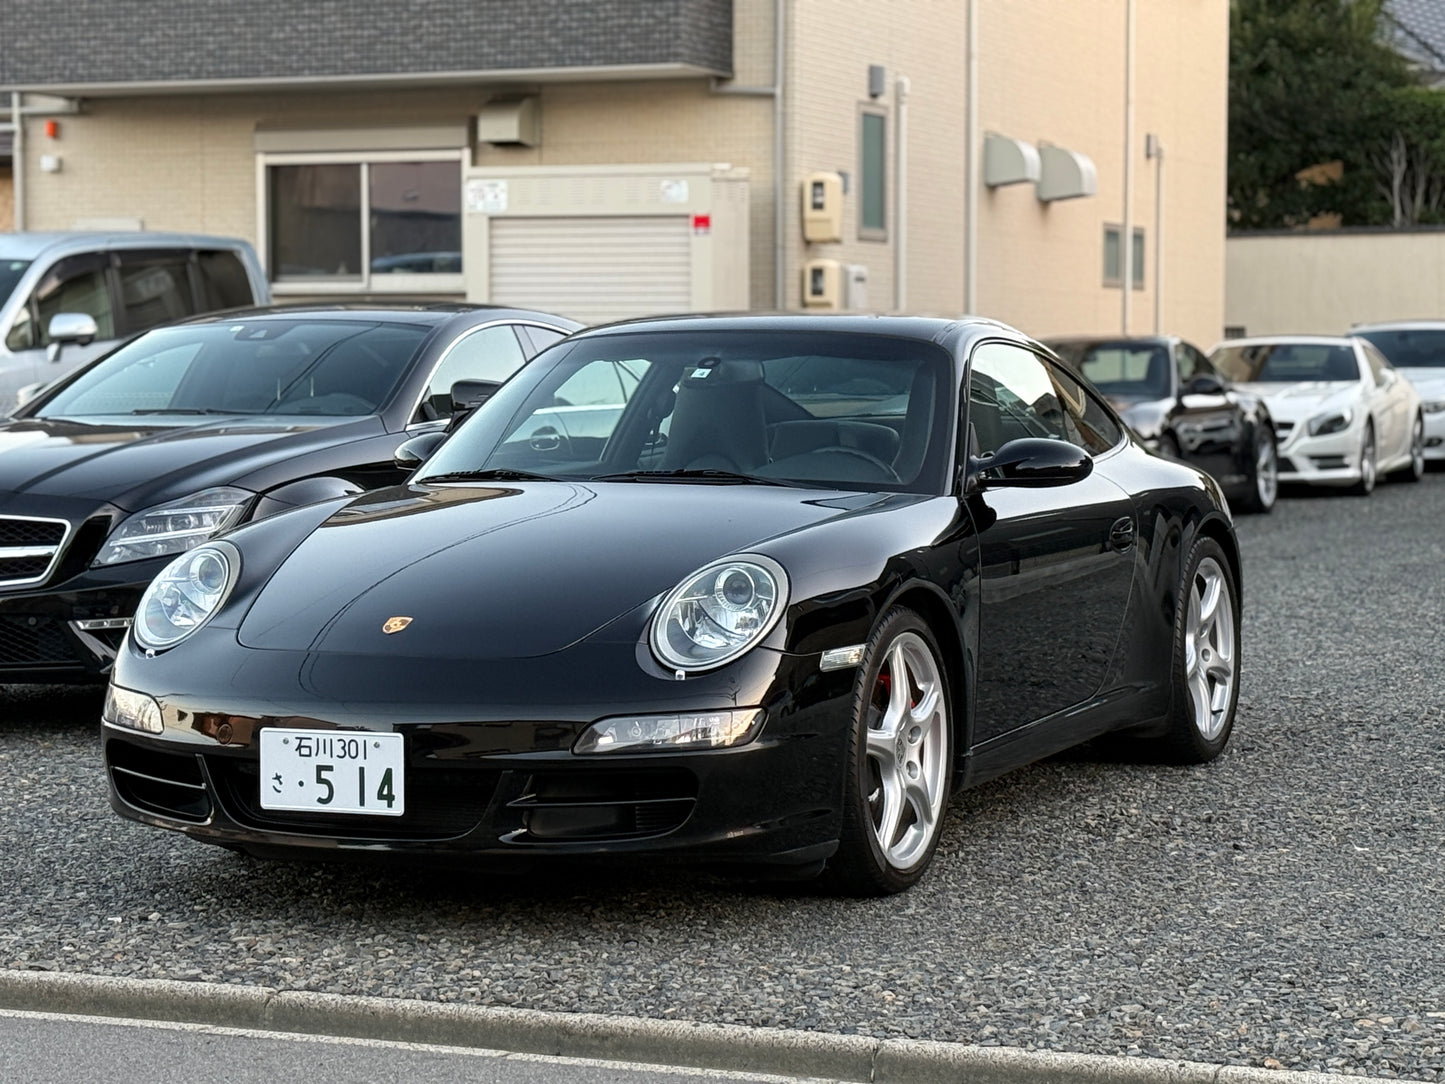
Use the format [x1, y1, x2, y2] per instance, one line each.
[133, 541, 241, 650]
[651, 554, 789, 672]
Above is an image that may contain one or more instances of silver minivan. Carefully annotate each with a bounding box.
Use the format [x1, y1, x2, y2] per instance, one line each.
[0, 232, 270, 414]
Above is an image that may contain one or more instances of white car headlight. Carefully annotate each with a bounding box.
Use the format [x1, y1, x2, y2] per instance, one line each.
[1307, 408, 1354, 436]
[94, 487, 252, 566]
[133, 541, 240, 651]
[650, 554, 788, 672]
[1423, 399, 1445, 416]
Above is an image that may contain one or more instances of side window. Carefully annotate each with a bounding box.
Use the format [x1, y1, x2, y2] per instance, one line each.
[968, 343, 1066, 454]
[196, 250, 256, 309]
[519, 324, 567, 355]
[1048, 360, 1125, 455]
[554, 359, 646, 407]
[1177, 341, 1214, 381]
[417, 325, 527, 420]
[115, 252, 197, 334]
[34, 255, 117, 344]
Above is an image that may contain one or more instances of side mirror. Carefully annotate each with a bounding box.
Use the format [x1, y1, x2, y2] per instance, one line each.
[450, 379, 503, 413]
[1182, 373, 1226, 397]
[45, 312, 100, 364]
[969, 437, 1093, 490]
[393, 431, 447, 472]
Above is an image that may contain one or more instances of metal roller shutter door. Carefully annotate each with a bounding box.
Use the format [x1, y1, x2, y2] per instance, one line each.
[489, 216, 692, 325]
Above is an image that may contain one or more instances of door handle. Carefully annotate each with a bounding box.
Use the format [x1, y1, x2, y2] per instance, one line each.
[1109, 516, 1135, 552]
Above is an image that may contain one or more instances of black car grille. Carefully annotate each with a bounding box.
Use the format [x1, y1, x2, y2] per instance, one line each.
[0, 516, 69, 587]
[108, 740, 212, 823]
[0, 615, 74, 666]
[508, 768, 696, 843]
[210, 757, 500, 841]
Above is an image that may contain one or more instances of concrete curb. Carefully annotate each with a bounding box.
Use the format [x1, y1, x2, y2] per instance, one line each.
[0, 968, 1357, 1083]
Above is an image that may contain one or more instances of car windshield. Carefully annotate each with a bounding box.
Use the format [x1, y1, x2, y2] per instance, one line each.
[0, 259, 31, 309]
[1210, 342, 1358, 383]
[419, 330, 954, 494]
[1354, 328, 1445, 369]
[35, 319, 428, 418]
[1051, 341, 1170, 399]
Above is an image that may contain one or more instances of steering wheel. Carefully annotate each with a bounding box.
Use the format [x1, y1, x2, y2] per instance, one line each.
[810, 445, 900, 482]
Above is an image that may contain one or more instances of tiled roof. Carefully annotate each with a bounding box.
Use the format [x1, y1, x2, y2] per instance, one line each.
[1385, 0, 1445, 71]
[0, 0, 732, 90]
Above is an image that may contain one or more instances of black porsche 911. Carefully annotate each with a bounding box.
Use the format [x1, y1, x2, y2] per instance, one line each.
[103, 314, 1241, 895]
[1043, 335, 1278, 514]
[0, 304, 580, 682]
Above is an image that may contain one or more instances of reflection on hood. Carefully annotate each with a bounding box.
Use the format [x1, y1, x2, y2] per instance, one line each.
[1231, 381, 1356, 422]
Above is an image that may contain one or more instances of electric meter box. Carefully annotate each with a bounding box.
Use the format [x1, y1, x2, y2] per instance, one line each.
[802, 172, 844, 244]
[802, 258, 843, 309]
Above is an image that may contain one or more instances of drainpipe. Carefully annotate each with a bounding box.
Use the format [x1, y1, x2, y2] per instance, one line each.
[10, 93, 23, 231]
[1121, 0, 1135, 333]
[895, 75, 910, 312]
[709, 0, 786, 309]
[964, 0, 979, 314]
[1148, 134, 1164, 334]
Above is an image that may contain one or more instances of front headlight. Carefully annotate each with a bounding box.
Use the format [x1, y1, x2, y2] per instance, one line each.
[94, 486, 252, 566]
[1307, 408, 1354, 436]
[1423, 399, 1445, 416]
[650, 554, 789, 672]
[133, 541, 240, 651]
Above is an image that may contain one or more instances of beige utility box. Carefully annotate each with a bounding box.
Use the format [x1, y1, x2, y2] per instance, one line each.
[802, 258, 843, 309]
[461, 163, 750, 325]
[801, 171, 844, 244]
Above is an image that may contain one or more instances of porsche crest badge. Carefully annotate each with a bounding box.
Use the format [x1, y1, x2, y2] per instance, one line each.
[382, 616, 414, 635]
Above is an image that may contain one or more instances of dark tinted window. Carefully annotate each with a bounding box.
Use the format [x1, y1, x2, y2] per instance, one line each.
[270, 164, 363, 279]
[1054, 340, 1171, 399]
[370, 161, 462, 274]
[33, 254, 116, 345]
[1355, 328, 1445, 369]
[197, 250, 256, 309]
[1211, 342, 1359, 382]
[0, 260, 30, 310]
[38, 319, 427, 417]
[116, 252, 197, 334]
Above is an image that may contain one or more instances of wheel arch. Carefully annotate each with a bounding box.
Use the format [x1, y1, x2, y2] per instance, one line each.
[1191, 512, 1242, 611]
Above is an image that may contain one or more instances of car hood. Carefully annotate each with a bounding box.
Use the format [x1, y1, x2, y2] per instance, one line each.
[0, 415, 376, 509]
[236, 481, 887, 659]
[1232, 381, 1356, 423]
[1398, 368, 1445, 398]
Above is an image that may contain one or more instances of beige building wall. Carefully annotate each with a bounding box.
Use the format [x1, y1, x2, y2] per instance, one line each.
[1226, 231, 1445, 338]
[0, 168, 12, 232]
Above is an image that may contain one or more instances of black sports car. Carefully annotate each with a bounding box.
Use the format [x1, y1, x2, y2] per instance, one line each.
[0, 304, 580, 682]
[1044, 336, 1278, 513]
[104, 314, 1241, 895]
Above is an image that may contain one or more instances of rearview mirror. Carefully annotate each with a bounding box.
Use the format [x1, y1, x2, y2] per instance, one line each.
[393, 432, 447, 472]
[969, 437, 1093, 490]
[45, 312, 100, 364]
[1182, 373, 1226, 397]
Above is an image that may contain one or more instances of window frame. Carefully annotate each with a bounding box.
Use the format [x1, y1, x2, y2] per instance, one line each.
[256, 148, 466, 297]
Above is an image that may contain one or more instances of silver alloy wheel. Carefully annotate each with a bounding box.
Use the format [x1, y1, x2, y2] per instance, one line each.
[1184, 556, 1236, 741]
[1255, 437, 1278, 508]
[1411, 417, 1425, 476]
[1360, 428, 1377, 492]
[864, 631, 948, 870]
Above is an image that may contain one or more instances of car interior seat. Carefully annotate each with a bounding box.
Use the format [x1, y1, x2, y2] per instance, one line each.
[892, 363, 937, 483]
[660, 358, 769, 472]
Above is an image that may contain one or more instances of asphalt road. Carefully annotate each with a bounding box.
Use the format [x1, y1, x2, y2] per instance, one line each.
[2, 475, 1443, 1080]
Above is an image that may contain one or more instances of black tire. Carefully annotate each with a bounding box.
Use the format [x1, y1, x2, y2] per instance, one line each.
[1348, 424, 1377, 496]
[1139, 535, 1241, 765]
[1235, 428, 1278, 514]
[1157, 432, 1182, 461]
[1390, 415, 1425, 483]
[824, 608, 953, 896]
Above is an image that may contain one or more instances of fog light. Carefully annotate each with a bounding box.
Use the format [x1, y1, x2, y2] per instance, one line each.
[573, 709, 763, 755]
[103, 684, 163, 735]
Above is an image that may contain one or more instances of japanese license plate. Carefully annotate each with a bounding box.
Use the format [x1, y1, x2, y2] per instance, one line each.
[259, 728, 405, 816]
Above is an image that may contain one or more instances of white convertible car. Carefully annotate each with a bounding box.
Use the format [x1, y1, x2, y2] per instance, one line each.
[1350, 321, 1445, 465]
[1209, 335, 1424, 495]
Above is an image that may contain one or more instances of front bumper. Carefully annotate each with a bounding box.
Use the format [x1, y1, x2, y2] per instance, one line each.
[1272, 422, 1364, 486]
[103, 633, 858, 869]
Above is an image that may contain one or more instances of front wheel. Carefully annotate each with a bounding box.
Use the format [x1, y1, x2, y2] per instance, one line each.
[825, 608, 952, 895]
[1348, 424, 1377, 496]
[1236, 429, 1278, 514]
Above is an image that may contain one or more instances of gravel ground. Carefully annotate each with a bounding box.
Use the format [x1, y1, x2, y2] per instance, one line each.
[2, 475, 1443, 1079]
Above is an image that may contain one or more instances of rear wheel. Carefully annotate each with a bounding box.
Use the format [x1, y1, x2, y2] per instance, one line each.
[825, 608, 952, 896]
[1348, 424, 1377, 496]
[1236, 429, 1278, 513]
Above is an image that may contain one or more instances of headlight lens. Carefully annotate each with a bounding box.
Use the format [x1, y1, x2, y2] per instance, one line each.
[1307, 408, 1354, 436]
[103, 684, 163, 734]
[1424, 399, 1445, 415]
[650, 555, 788, 672]
[94, 486, 252, 566]
[574, 709, 764, 754]
[133, 541, 240, 650]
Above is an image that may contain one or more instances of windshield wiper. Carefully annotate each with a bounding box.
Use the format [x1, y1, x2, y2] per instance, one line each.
[129, 408, 249, 415]
[420, 468, 562, 483]
[591, 468, 800, 487]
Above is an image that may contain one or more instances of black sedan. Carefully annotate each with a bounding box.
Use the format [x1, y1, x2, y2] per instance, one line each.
[0, 304, 580, 682]
[103, 314, 1241, 895]
[1044, 335, 1278, 513]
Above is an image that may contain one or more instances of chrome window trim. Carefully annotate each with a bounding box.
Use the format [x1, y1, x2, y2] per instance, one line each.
[0, 514, 73, 589]
[404, 319, 570, 426]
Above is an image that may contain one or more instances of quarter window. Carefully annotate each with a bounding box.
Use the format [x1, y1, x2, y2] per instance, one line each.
[417, 325, 528, 421]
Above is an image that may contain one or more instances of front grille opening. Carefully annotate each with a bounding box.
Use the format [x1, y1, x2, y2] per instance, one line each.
[107, 740, 211, 823]
[210, 758, 499, 841]
[512, 768, 696, 843]
[0, 616, 74, 667]
[1310, 455, 1349, 470]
